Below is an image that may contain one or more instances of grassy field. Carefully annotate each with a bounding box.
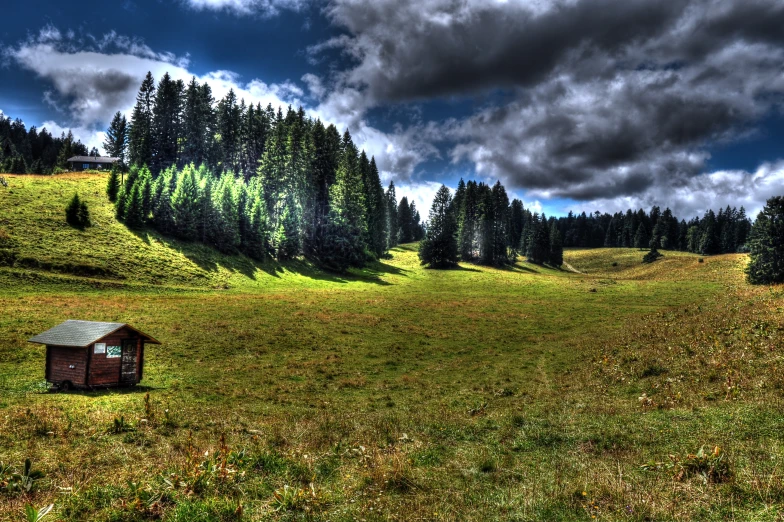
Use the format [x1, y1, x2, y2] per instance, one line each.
[1, 173, 783, 521]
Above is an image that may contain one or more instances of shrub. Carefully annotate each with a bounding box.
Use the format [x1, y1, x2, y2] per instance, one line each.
[65, 194, 90, 228]
[642, 248, 663, 263]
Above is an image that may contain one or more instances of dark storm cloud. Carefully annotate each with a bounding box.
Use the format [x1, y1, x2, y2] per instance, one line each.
[317, 0, 784, 211]
[323, 0, 690, 102]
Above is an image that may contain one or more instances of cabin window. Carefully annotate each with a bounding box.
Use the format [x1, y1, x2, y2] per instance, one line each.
[106, 345, 122, 358]
[83, 163, 90, 169]
[94, 343, 106, 354]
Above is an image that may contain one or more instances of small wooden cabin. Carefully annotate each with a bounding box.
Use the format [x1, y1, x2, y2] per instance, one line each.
[28, 320, 160, 390]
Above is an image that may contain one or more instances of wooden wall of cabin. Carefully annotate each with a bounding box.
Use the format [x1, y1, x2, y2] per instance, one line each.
[46, 346, 88, 385]
[88, 328, 142, 386]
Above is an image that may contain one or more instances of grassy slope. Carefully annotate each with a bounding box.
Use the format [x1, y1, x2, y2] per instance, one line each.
[1, 173, 783, 521]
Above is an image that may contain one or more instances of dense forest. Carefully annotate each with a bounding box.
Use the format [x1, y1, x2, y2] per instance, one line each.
[418, 177, 753, 269]
[0, 70, 757, 273]
[107, 72, 424, 271]
[0, 114, 92, 174]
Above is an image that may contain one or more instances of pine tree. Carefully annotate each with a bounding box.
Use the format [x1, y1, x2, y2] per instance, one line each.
[78, 200, 91, 228]
[212, 172, 241, 252]
[128, 72, 155, 168]
[386, 182, 398, 248]
[634, 223, 648, 250]
[106, 166, 121, 202]
[123, 181, 146, 229]
[151, 73, 184, 172]
[65, 193, 82, 227]
[151, 171, 176, 236]
[245, 188, 270, 260]
[274, 194, 300, 260]
[549, 221, 564, 267]
[171, 165, 201, 240]
[746, 196, 784, 284]
[418, 185, 458, 268]
[104, 111, 128, 166]
[397, 197, 412, 243]
[527, 214, 550, 264]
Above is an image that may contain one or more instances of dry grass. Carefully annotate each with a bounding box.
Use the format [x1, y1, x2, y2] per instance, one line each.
[1, 173, 783, 520]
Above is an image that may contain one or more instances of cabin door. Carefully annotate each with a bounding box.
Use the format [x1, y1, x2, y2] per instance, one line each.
[120, 340, 138, 385]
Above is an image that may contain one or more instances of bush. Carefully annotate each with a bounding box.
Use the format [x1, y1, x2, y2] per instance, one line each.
[65, 193, 90, 228]
[642, 248, 663, 263]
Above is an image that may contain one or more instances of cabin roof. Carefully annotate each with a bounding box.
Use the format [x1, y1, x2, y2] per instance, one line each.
[28, 320, 161, 347]
[66, 156, 120, 164]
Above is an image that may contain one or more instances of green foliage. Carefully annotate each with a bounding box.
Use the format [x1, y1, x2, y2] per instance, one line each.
[418, 185, 458, 268]
[642, 248, 663, 263]
[0, 458, 44, 495]
[171, 166, 201, 241]
[746, 196, 784, 284]
[65, 194, 90, 228]
[106, 167, 121, 202]
[549, 222, 564, 267]
[24, 504, 54, 522]
[104, 111, 128, 166]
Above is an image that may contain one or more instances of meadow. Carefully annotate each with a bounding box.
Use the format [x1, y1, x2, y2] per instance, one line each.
[1, 173, 783, 521]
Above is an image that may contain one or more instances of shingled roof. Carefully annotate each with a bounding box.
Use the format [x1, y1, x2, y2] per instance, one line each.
[28, 320, 160, 347]
[66, 156, 120, 164]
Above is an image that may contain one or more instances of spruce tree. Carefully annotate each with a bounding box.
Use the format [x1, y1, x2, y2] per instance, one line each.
[397, 197, 412, 243]
[274, 195, 300, 260]
[634, 223, 648, 250]
[128, 72, 155, 168]
[104, 111, 128, 166]
[386, 182, 398, 248]
[123, 181, 146, 229]
[549, 221, 564, 267]
[746, 196, 784, 284]
[65, 193, 82, 227]
[106, 166, 120, 202]
[171, 165, 201, 240]
[212, 172, 240, 252]
[418, 185, 458, 268]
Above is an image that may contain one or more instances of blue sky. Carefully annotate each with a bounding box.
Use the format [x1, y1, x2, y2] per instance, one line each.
[2, 0, 784, 218]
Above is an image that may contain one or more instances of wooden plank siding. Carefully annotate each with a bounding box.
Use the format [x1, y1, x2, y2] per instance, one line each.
[46, 346, 88, 385]
[88, 328, 142, 386]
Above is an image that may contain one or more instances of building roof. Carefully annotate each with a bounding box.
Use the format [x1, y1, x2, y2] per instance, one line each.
[66, 156, 120, 164]
[28, 320, 161, 347]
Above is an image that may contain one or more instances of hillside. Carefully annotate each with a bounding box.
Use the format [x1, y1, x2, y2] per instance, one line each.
[1, 173, 783, 521]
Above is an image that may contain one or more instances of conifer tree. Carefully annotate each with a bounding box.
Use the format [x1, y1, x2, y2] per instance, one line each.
[418, 185, 458, 268]
[123, 181, 146, 229]
[746, 196, 784, 284]
[151, 172, 176, 236]
[549, 221, 564, 267]
[397, 197, 412, 243]
[634, 223, 648, 250]
[274, 194, 300, 260]
[212, 172, 241, 252]
[65, 193, 82, 227]
[245, 188, 270, 260]
[386, 182, 398, 248]
[151, 73, 184, 172]
[106, 166, 121, 202]
[104, 112, 128, 166]
[171, 165, 201, 240]
[128, 72, 155, 168]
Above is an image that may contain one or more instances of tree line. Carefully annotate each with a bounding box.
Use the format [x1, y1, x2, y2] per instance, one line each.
[106, 71, 424, 271]
[418, 178, 758, 269]
[0, 114, 94, 174]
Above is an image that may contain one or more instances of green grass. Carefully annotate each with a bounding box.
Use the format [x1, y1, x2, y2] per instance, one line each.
[1, 173, 783, 520]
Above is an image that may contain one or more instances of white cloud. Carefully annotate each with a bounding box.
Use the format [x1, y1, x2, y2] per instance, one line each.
[40, 121, 107, 155]
[393, 180, 443, 218]
[568, 161, 784, 219]
[182, 0, 307, 16]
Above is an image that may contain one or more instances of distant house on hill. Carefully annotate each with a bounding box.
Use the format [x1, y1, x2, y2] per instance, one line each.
[28, 320, 160, 390]
[67, 156, 120, 171]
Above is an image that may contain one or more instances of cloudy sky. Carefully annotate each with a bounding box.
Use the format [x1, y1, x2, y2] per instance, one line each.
[2, 0, 784, 218]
